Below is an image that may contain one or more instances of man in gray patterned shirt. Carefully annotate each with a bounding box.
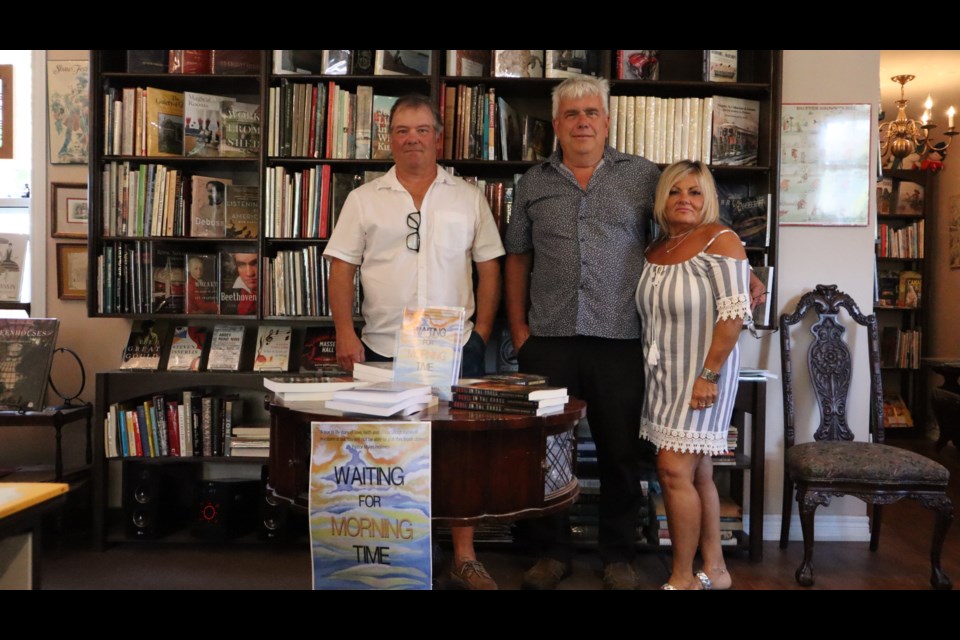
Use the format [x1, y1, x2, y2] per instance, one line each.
[505, 76, 659, 590]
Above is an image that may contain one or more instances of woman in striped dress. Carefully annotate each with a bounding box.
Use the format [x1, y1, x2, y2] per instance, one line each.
[636, 160, 751, 590]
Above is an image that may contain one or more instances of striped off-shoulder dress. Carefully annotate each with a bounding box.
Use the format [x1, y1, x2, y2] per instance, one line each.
[635, 230, 751, 455]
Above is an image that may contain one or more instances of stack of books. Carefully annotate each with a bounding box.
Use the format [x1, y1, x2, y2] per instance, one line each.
[326, 382, 434, 417]
[450, 374, 568, 416]
[227, 425, 270, 458]
[711, 426, 739, 466]
[352, 361, 394, 383]
[263, 375, 369, 409]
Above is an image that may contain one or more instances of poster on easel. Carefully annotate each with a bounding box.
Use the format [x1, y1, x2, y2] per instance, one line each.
[309, 420, 431, 590]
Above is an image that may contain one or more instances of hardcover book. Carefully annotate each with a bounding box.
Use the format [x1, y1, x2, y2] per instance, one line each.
[207, 325, 245, 371]
[451, 380, 567, 402]
[895, 181, 924, 215]
[482, 372, 548, 386]
[0, 234, 28, 302]
[219, 249, 258, 316]
[374, 50, 432, 76]
[126, 50, 167, 73]
[877, 177, 894, 215]
[263, 374, 358, 393]
[371, 95, 399, 160]
[189, 175, 233, 237]
[184, 253, 220, 314]
[168, 50, 212, 74]
[322, 50, 351, 75]
[300, 327, 337, 372]
[493, 50, 544, 78]
[253, 326, 292, 372]
[145, 87, 184, 157]
[544, 50, 602, 78]
[0, 319, 59, 411]
[751, 266, 775, 326]
[120, 320, 168, 370]
[616, 50, 659, 80]
[151, 246, 185, 313]
[522, 115, 554, 161]
[183, 92, 230, 157]
[727, 194, 769, 248]
[898, 270, 921, 308]
[272, 50, 325, 75]
[224, 184, 260, 239]
[710, 95, 759, 166]
[445, 50, 491, 77]
[351, 50, 375, 75]
[877, 269, 901, 307]
[167, 325, 209, 371]
[211, 50, 261, 75]
[497, 97, 523, 161]
[704, 50, 738, 82]
[219, 101, 261, 157]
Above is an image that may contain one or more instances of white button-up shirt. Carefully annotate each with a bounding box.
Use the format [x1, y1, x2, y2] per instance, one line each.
[323, 165, 505, 357]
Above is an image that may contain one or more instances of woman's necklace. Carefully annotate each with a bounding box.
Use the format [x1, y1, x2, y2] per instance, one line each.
[664, 228, 694, 253]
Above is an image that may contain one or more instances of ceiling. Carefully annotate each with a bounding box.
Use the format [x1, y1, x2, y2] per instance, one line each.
[880, 50, 960, 126]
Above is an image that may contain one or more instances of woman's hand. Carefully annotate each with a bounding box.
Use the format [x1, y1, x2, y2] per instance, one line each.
[689, 377, 718, 410]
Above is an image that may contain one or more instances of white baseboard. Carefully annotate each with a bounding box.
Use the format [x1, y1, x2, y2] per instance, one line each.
[757, 514, 871, 542]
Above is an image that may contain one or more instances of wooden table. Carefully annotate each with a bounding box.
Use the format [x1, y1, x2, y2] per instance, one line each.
[267, 400, 586, 526]
[0, 483, 68, 589]
[0, 404, 93, 482]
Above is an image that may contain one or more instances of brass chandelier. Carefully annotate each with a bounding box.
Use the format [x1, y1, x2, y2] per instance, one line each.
[880, 74, 957, 160]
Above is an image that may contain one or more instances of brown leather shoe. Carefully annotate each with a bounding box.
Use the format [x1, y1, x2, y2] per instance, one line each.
[522, 557, 572, 590]
[449, 559, 498, 590]
[603, 562, 639, 590]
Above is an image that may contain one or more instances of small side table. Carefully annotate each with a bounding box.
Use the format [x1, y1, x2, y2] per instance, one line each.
[923, 359, 960, 451]
[0, 404, 93, 482]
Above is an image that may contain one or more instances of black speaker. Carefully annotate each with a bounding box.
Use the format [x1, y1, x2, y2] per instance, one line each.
[258, 466, 306, 542]
[193, 478, 260, 541]
[123, 461, 197, 539]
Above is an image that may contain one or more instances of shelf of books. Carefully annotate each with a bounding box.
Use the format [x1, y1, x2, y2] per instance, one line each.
[88, 49, 782, 547]
[875, 168, 933, 436]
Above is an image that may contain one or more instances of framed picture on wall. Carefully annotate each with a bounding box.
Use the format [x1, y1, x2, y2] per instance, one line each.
[50, 182, 88, 238]
[56, 243, 88, 300]
[47, 60, 90, 165]
[779, 103, 872, 226]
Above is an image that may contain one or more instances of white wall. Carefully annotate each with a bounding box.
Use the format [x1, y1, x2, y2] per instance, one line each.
[741, 50, 880, 540]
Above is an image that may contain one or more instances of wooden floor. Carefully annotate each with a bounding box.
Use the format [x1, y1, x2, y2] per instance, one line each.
[41, 438, 959, 590]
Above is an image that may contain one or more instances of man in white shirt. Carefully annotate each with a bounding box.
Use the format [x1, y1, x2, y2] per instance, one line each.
[323, 94, 505, 589]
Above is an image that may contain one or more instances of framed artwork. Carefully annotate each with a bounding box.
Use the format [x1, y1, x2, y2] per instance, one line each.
[374, 50, 432, 76]
[47, 60, 90, 164]
[950, 194, 960, 269]
[50, 182, 88, 238]
[0, 65, 12, 160]
[56, 244, 88, 300]
[779, 103, 872, 226]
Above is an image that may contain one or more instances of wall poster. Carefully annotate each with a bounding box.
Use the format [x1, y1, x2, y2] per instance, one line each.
[779, 103, 872, 226]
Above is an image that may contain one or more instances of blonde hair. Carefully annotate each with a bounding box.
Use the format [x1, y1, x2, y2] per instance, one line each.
[653, 161, 720, 235]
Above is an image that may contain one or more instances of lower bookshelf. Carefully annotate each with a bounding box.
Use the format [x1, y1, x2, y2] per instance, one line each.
[93, 370, 295, 549]
[571, 377, 766, 562]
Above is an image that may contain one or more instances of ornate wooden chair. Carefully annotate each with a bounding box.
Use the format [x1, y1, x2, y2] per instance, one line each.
[778, 284, 953, 589]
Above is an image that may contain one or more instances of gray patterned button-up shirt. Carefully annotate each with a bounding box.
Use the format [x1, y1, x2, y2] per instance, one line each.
[505, 146, 660, 339]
